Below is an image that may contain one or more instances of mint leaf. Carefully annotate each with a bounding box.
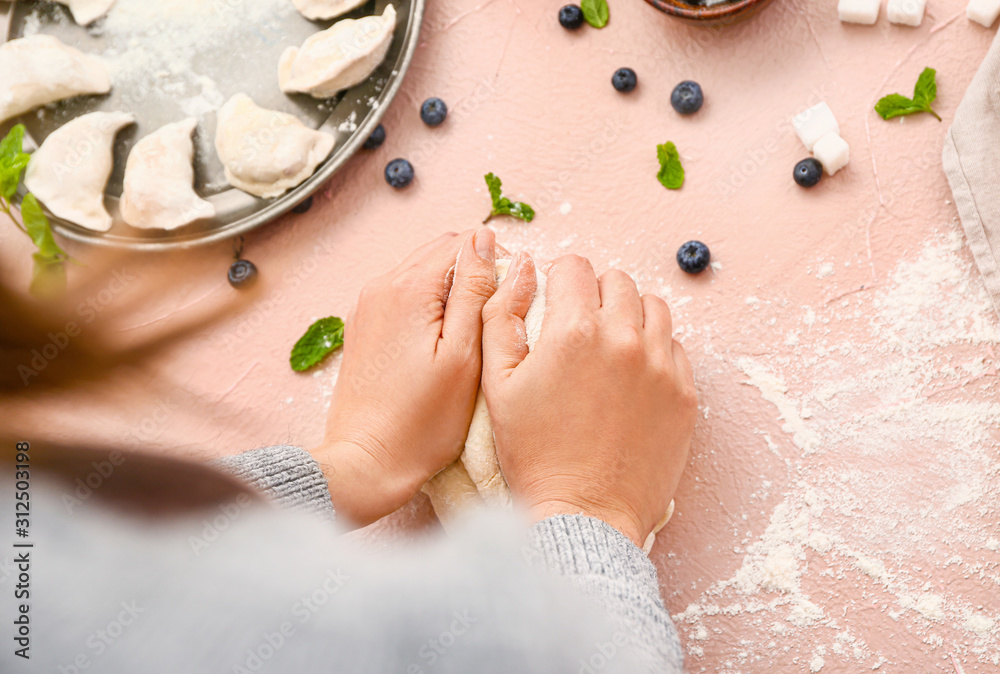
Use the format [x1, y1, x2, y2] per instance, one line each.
[22, 193, 67, 260]
[290, 316, 345, 372]
[581, 0, 609, 28]
[656, 142, 684, 190]
[0, 124, 26, 161]
[483, 173, 535, 223]
[875, 67, 941, 121]
[485, 172, 503, 205]
[30, 251, 67, 298]
[22, 194, 69, 298]
[0, 125, 30, 201]
[912, 67, 937, 108]
[0, 154, 29, 201]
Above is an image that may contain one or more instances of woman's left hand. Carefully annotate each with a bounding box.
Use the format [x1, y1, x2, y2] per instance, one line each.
[312, 229, 498, 526]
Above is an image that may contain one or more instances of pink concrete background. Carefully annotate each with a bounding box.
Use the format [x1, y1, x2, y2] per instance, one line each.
[3, 0, 1000, 670]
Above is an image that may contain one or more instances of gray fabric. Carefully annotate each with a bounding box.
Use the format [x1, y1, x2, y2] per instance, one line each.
[211, 444, 335, 518]
[943, 29, 1000, 316]
[1, 445, 683, 673]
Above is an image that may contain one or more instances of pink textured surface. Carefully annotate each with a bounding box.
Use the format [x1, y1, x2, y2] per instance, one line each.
[4, 0, 1000, 670]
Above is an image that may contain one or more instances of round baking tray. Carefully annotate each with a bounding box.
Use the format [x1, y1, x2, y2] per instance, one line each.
[0, 0, 424, 250]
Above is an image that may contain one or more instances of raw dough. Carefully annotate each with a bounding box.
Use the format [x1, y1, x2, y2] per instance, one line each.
[423, 259, 675, 554]
[24, 111, 134, 232]
[54, 0, 117, 25]
[291, 0, 370, 21]
[278, 4, 397, 99]
[0, 34, 111, 124]
[120, 118, 216, 231]
[214, 94, 335, 199]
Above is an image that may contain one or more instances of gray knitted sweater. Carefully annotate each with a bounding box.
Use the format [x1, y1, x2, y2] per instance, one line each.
[3, 445, 683, 673]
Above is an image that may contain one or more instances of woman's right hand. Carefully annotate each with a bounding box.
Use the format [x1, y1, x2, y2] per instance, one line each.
[481, 253, 697, 548]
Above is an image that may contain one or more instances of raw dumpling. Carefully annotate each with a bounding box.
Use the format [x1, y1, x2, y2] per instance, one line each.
[279, 4, 396, 98]
[291, 0, 370, 20]
[120, 118, 215, 231]
[55, 0, 118, 25]
[24, 111, 134, 232]
[214, 94, 335, 199]
[423, 259, 676, 554]
[0, 35, 111, 124]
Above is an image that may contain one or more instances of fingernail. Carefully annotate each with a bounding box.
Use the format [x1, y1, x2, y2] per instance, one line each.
[474, 228, 494, 261]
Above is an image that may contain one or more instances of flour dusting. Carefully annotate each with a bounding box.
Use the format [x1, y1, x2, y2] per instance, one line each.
[673, 231, 1000, 671]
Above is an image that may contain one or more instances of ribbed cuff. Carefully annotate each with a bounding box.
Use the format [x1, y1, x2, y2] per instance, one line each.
[211, 445, 335, 519]
[527, 515, 659, 589]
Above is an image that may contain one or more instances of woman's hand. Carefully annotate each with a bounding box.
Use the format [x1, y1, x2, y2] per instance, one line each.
[481, 254, 697, 547]
[313, 229, 498, 526]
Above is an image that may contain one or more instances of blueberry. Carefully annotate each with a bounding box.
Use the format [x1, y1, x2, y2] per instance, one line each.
[793, 158, 823, 188]
[292, 196, 313, 214]
[385, 158, 414, 188]
[363, 124, 386, 150]
[228, 260, 258, 288]
[559, 5, 584, 29]
[420, 97, 448, 127]
[677, 241, 711, 274]
[671, 81, 704, 115]
[612, 67, 637, 93]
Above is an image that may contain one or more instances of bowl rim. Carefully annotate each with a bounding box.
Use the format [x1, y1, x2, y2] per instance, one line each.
[645, 0, 768, 20]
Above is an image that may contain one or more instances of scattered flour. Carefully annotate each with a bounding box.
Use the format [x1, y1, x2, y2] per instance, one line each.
[674, 232, 1000, 671]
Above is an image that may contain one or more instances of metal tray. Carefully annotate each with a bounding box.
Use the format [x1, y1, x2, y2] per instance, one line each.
[1, 0, 423, 250]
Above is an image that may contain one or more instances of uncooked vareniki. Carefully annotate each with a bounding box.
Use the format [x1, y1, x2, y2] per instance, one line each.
[423, 259, 676, 554]
[279, 4, 396, 98]
[54, 0, 118, 25]
[0, 35, 111, 124]
[120, 118, 215, 231]
[24, 111, 134, 232]
[214, 94, 335, 199]
[291, 0, 370, 21]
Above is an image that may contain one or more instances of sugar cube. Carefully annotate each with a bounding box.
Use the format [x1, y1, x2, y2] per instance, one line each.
[968, 0, 1000, 26]
[813, 132, 850, 175]
[792, 102, 841, 152]
[888, 0, 926, 25]
[839, 0, 881, 24]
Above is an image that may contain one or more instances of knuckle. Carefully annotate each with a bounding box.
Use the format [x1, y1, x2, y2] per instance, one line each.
[610, 325, 644, 360]
[560, 313, 598, 346]
[388, 270, 420, 295]
[460, 272, 498, 301]
[551, 254, 590, 271]
[482, 294, 505, 323]
[603, 268, 633, 285]
[679, 382, 699, 410]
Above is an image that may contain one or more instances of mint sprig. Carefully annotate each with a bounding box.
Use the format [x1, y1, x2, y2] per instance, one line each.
[875, 67, 941, 122]
[0, 124, 70, 296]
[581, 0, 609, 28]
[656, 142, 684, 190]
[483, 173, 535, 224]
[290, 316, 345, 372]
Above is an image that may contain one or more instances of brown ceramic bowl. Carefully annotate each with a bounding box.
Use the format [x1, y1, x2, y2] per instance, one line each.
[644, 0, 776, 25]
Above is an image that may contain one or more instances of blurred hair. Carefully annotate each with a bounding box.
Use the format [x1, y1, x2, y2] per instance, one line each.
[0, 249, 261, 513]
